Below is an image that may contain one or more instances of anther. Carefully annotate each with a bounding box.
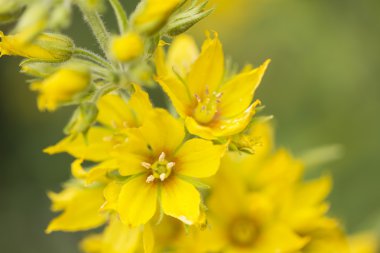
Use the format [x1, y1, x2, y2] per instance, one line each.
[146, 175, 155, 183]
[159, 152, 166, 162]
[159, 173, 166, 181]
[141, 162, 151, 169]
[167, 162, 175, 169]
[195, 94, 201, 103]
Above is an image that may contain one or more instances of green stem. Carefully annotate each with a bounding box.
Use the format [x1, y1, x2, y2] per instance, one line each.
[77, 4, 110, 57]
[108, 0, 128, 33]
[74, 48, 113, 69]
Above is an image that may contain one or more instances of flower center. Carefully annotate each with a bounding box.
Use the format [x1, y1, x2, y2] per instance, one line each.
[193, 88, 223, 125]
[228, 216, 259, 248]
[141, 152, 175, 183]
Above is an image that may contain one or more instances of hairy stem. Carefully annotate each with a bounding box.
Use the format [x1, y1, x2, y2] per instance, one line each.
[77, 4, 110, 58]
[108, 0, 128, 34]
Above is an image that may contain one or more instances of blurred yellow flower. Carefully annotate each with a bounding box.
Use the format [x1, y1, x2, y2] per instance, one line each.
[113, 109, 226, 226]
[0, 31, 73, 62]
[132, 0, 181, 35]
[349, 232, 378, 253]
[195, 170, 308, 253]
[110, 32, 144, 62]
[155, 32, 270, 140]
[30, 66, 90, 111]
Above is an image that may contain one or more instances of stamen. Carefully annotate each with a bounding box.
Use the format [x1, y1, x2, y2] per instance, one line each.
[141, 162, 151, 169]
[195, 94, 201, 103]
[167, 162, 175, 169]
[146, 175, 155, 183]
[159, 152, 166, 162]
[179, 216, 193, 225]
[159, 173, 166, 181]
[102, 136, 113, 142]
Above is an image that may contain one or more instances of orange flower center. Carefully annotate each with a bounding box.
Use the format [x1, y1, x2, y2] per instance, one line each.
[228, 216, 259, 248]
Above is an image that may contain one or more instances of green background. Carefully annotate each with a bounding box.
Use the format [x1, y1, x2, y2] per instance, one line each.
[0, 0, 379, 252]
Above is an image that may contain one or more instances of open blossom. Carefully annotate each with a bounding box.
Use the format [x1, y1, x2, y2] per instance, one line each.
[155, 32, 270, 140]
[112, 109, 226, 226]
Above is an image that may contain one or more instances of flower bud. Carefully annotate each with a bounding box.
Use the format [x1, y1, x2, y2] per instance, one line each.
[64, 103, 99, 135]
[110, 32, 144, 62]
[30, 65, 90, 112]
[20, 60, 59, 78]
[132, 0, 182, 35]
[165, 0, 213, 36]
[0, 31, 74, 62]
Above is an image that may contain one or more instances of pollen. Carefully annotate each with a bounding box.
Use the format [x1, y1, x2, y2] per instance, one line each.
[142, 152, 176, 183]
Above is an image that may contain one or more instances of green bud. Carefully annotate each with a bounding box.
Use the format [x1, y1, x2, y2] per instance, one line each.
[64, 103, 99, 135]
[165, 0, 213, 36]
[19, 60, 60, 78]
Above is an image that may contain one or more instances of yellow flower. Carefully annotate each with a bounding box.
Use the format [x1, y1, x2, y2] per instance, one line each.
[155, 32, 270, 139]
[227, 147, 352, 253]
[44, 84, 153, 162]
[113, 109, 226, 226]
[30, 66, 90, 111]
[46, 182, 107, 233]
[110, 32, 144, 62]
[0, 31, 74, 62]
[193, 170, 307, 253]
[132, 0, 182, 35]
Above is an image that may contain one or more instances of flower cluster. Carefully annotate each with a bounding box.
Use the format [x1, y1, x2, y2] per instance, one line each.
[0, 0, 377, 253]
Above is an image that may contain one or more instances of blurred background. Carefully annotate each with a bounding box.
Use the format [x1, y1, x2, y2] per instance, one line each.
[0, 0, 379, 252]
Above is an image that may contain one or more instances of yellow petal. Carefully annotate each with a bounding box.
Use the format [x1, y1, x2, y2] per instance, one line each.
[167, 34, 199, 77]
[187, 32, 224, 96]
[117, 152, 147, 176]
[256, 223, 308, 252]
[185, 102, 258, 139]
[102, 181, 122, 211]
[46, 185, 106, 233]
[175, 139, 225, 178]
[219, 59, 270, 117]
[44, 127, 114, 162]
[118, 176, 158, 226]
[86, 159, 119, 184]
[97, 84, 152, 129]
[80, 217, 141, 253]
[143, 223, 155, 253]
[155, 75, 193, 118]
[161, 177, 200, 225]
[80, 234, 103, 253]
[139, 109, 185, 153]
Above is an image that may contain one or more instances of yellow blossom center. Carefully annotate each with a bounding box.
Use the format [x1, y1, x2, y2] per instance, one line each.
[142, 152, 175, 183]
[193, 88, 223, 125]
[228, 216, 258, 248]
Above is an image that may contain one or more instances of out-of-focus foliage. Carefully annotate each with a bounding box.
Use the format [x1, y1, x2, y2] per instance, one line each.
[0, 0, 379, 252]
